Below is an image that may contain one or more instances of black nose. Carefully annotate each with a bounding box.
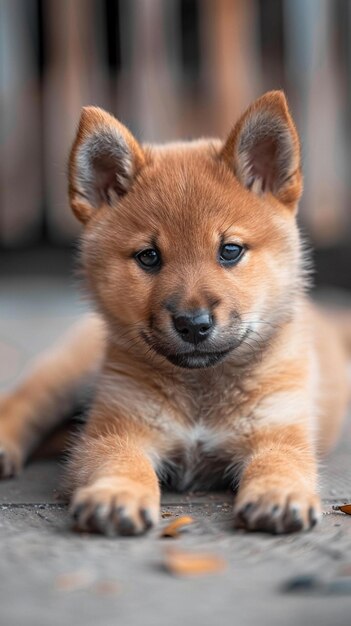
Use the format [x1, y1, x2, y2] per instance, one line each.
[172, 311, 213, 344]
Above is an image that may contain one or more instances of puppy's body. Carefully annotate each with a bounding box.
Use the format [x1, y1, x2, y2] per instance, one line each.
[0, 92, 349, 535]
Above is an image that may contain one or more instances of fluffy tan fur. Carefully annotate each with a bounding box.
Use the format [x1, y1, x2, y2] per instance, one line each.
[0, 91, 349, 535]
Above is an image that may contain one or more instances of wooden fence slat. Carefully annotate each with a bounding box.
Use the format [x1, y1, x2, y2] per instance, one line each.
[199, 0, 261, 138]
[284, 0, 348, 245]
[0, 0, 42, 246]
[0, 0, 349, 247]
[43, 0, 109, 242]
[116, 0, 179, 141]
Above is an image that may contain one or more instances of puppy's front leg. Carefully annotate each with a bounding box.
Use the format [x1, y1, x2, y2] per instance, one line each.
[68, 420, 160, 536]
[0, 314, 104, 477]
[233, 424, 321, 534]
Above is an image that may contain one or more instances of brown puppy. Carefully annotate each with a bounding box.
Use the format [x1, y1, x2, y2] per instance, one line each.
[0, 91, 349, 535]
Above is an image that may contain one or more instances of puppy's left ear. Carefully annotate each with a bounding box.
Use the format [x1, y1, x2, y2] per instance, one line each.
[221, 91, 302, 210]
[69, 106, 146, 223]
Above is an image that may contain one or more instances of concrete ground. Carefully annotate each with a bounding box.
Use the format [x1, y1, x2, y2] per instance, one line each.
[1, 267, 351, 626]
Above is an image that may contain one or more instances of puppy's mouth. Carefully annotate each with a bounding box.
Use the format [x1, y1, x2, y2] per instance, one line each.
[141, 331, 245, 369]
[163, 349, 232, 369]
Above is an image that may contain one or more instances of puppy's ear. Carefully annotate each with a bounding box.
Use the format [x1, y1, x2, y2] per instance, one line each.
[69, 107, 145, 223]
[221, 91, 302, 210]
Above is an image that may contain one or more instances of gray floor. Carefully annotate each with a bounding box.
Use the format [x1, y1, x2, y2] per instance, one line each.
[1, 274, 351, 626]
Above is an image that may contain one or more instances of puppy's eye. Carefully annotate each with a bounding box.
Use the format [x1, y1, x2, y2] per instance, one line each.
[219, 243, 244, 266]
[135, 248, 161, 270]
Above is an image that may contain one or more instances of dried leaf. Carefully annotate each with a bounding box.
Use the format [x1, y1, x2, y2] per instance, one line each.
[161, 515, 194, 537]
[163, 548, 226, 576]
[94, 580, 120, 595]
[55, 570, 94, 591]
[332, 504, 351, 515]
[161, 511, 173, 519]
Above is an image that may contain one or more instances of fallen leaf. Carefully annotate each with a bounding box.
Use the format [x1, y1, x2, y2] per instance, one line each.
[55, 570, 95, 591]
[163, 548, 226, 576]
[332, 504, 351, 515]
[161, 511, 174, 519]
[94, 580, 120, 595]
[160, 515, 194, 537]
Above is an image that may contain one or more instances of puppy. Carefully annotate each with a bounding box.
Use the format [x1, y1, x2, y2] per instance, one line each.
[0, 91, 349, 535]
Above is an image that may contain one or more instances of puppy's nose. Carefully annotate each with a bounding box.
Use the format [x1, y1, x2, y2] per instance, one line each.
[172, 311, 213, 344]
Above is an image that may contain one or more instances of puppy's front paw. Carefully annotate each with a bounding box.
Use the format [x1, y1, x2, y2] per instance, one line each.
[233, 485, 321, 534]
[70, 477, 160, 536]
[0, 442, 22, 479]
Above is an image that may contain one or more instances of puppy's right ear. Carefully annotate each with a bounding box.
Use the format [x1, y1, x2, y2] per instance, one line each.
[69, 107, 145, 223]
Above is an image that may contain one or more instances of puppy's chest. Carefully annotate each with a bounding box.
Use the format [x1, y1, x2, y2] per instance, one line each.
[157, 380, 255, 491]
[160, 424, 238, 491]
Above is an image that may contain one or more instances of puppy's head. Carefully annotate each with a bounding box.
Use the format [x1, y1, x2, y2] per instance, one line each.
[69, 91, 303, 369]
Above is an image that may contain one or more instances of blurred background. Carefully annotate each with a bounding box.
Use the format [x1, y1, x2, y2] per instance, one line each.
[1, 6, 351, 620]
[1, 0, 351, 288]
